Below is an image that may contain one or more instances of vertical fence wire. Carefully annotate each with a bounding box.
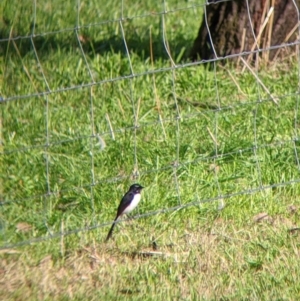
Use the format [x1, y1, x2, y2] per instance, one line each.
[1, 0, 300, 248]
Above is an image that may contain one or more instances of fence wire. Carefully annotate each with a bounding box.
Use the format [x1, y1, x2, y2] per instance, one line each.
[1, 0, 300, 249]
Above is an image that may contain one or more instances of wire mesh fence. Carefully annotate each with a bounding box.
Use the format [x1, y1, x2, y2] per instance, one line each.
[1, 0, 300, 249]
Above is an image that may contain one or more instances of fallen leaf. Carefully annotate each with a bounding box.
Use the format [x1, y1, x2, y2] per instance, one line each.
[78, 35, 90, 43]
[209, 164, 220, 173]
[16, 222, 32, 232]
[287, 205, 298, 214]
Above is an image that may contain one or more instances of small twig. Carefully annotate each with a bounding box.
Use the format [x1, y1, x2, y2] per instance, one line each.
[273, 21, 300, 60]
[105, 113, 115, 140]
[117, 97, 125, 117]
[207, 126, 219, 146]
[219, 65, 247, 97]
[262, 0, 271, 62]
[237, 28, 246, 66]
[242, 6, 274, 72]
[265, 0, 275, 63]
[240, 57, 279, 105]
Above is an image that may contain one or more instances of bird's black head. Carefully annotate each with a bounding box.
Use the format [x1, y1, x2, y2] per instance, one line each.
[129, 183, 144, 193]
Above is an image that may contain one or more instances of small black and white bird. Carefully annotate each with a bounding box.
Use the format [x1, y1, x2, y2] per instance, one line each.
[105, 183, 144, 242]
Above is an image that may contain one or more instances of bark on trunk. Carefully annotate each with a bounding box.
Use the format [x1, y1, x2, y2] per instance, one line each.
[190, 0, 300, 62]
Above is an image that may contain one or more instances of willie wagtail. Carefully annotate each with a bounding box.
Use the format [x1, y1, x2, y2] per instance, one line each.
[105, 183, 144, 241]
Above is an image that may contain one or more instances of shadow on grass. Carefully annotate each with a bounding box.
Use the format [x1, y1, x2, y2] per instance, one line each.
[0, 25, 193, 63]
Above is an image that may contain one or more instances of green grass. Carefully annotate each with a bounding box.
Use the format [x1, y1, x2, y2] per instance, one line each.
[1, 0, 300, 300]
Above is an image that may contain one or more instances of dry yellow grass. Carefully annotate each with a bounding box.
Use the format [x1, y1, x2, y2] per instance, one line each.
[1, 211, 300, 300]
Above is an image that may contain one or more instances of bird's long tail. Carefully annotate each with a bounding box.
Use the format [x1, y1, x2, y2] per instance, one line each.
[105, 221, 116, 242]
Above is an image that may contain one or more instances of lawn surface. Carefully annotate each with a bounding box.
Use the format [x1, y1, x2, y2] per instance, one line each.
[1, 0, 300, 300]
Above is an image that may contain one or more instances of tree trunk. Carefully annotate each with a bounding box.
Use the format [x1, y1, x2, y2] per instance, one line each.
[190, 0, 300, 62]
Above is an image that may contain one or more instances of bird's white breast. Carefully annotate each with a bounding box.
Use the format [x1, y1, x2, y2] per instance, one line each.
[123, 193, 141, 215]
